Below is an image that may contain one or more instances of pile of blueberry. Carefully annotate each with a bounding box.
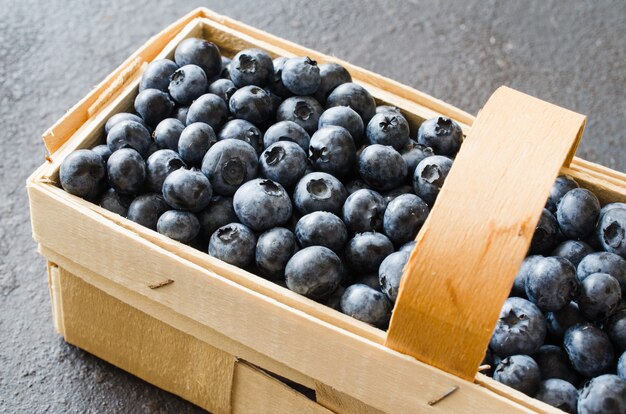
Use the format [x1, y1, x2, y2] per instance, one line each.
[57, 37, 625, 412]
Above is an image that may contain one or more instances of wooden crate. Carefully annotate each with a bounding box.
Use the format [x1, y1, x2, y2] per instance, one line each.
[28, 8, 626, 414]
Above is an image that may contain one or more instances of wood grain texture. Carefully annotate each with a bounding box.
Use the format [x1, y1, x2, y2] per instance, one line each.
[315, 382, 386, 414]
[386, 87, 586, 380]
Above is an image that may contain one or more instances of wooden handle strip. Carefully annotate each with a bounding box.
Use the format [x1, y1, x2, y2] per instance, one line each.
[385, 86, 586, 380]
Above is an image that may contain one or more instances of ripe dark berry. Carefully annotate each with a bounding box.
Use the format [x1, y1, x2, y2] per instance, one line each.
[546, 175, 579, 214]
[281, 56, 320, 95]
[107, 148, 146, 195]
[326, 82, 376, 124]
[196, 196, 238, 242]
[134, 88, 175, 128]
[577, 252, 626, 292]
[308, 126, 356, 177]
[383, 194, 429, 246]
[162, 168, 212, 212]
[366, 112, 410, 151]
[416, 116, 463, 157]
[218, 119, 263, 155]
[577, 374, 626, 414]
[168, 64, 208, 105]
[233, 179, 292, 232]
[139, 59, 178, 92]
[344, 232, 394, 274]
[285, 246, 343, 300]
[556, 188, 601, 240]
[178, 122, 217, 167]
[259, 141, 308, 188]
[59, 149, 106, 199]
[207, 78, 237, 104]
[551, 240, 594, 267]
[597, 206, 626, 258]
[534, 379, 578, 414]
[524, 256, 579, 312]
[276, 96, 323, 135]
[529, 208, 559, 255]
[186, 93, 228, 130]
[564, 323, 614, 377]
[295, 211, 348, 252]
[318, 106, 364, 146]
[378, 251, 410, 303]
[545, 302, 586, 341]
[358, 144, 407, 191]
[174, 38, 222, 80]
[577, 272, 622, 321]
[153, 118, 185, 151]
[209, 223, 256, 268]
[263, 120, 310, 151]
[229, 48, 273, 87]
[106, 120, 152, 157]
[255, 227, 297, 279]
[401, 140, 434, 177]
[99, 188, 133, 217]
[342, 189, 386, 233]
[292, 172, 348, 215]
[157, 210, 200, 243]
[313, 62, 351, 104]
[493, 355, 541, 396]
[201, 139, 258, 196]
[490, 297, 546, 357]
[127, 193, 169, 230]
[412, 155, 453, 206]
[340, 284, 391, 328]
[104, 112, 148, 135]
[145, 149, 186, 193]
[229, 85, 273, 125]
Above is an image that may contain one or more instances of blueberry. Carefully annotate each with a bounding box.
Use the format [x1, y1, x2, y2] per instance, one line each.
[600, 202, 626, 221]
[196, 196, 237, 242]
[401, 140, 435, 177]
[254, 227, 297, 279]
[412, 155, 453, 206]
[342, 189, 386, 233]
[382, 185, 414, 203]
[207, 78, 237, 104]
[358, 144, 407, 192]
[157, 210, 200, 243]
[546, 302, 586, 341]
[280, 56, 320, 95]
[174, 38, 222, 80]
[355, 273, 381, 291]
[493, 355, 541, 396]
[98, 188, 132, 216]
[229, 85, 273, 125]
[313, 62, 351, 104]
[185, 93, 228, 130]
[597, 206, 626, 258]
[376, 105, 402, 115]
[293, 172, 348, 215]
[383, 194, 429, 246]
[564, 323, 614, 377]
[201, 139, 258, 196]
[134, 89, 174, 128]
[511, 255, 542, 298]
[168, 64, 207, 105]
[106, 120, 152, 157]
[153, 118, 185, 151]
[577, 374, 626, 414]
[220, 56, 231, 79]
[104, 112, 148, 135]
[399, 240, 417, 253]
[345, 179, 370, 194]
[263, 120, 310, 151]
[366, 112, 410, 151]
[577, 252, 626, 292]
[606, 309, 626, 353]
[218, 119, 263, 155]
[260, 141, 308, 188]
[556, 188, 601, 240]
[318, 106, 364, 146]
[139, 59, 179, 92]
[285, 246, 343, 299]
[546, 175, 580, 214]
[490, 297, 546, 357]
[618, 352, 626, 380]
[416, 117, 463, 157]
[269, 57, 291, 98]
[326, 82, 376, 124]
[533, 345, 579, 385]
[162, 168, 212, 212]
[59, 149, 106, 199]
[340, 284, 391, 328]
[345, 232, 394, 274]
[209, 223, 256, 268]
[552, 240, 594, 267]
[173, 106, 189, 124]
[534, 379, 578, 414]
[295, 211, 348, 252]
[178, 122, 217, 166]
[233, 179, 292, 232]
[578, 272, 622, 321]
[229, 48, 273, 87]
[145, 149, 186, 193]
[127, 193, 169, 230]
[529, 209, 560, 255]
[106, 148, 145, 195]
[308, 126, 356, 177]
[525, 256, 579, 312]
[276, 96, 323, 135]
[378, 250, 410, 303]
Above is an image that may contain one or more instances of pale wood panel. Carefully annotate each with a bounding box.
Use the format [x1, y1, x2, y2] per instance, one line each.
[315, 382, 386, 414]
[386, 87, 586, 380]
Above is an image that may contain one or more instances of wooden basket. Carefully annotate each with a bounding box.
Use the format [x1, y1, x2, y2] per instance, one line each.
[27, 8, 626, 414]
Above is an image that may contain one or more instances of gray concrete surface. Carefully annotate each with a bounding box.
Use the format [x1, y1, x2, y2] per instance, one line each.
[1, 0, 624, 412]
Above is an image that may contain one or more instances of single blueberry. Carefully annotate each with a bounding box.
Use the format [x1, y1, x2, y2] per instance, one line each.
[263, 120, 310, 151]
[106, 120, 152, 157]
[606, 309, 626, 353]
[490, 297, 546, 357]
[577, 374, 626, 414]
[577, 251, 626, 292]
[229, 48, 273, 87]
[378, 250, 410, 303]
[229, 85, 273, 125]
[107, 148, 145, 195]
[218, 119, 263, 155]
[209, 223, 257, 268]
[340, 284, 391, 328]
[546, 175, 579, 214]
[285, 246, 343, 299]
[318, 106, 364, 146]
[280, 56, 320, 95]
[525, 256, 579, 312]
[326, 82, 376, 124]
[145, 149, 186, 193]
[493, 355, 541, 396]
[207, 78, 237, 104]
[139, 59, 179, 92]
[59, 149, 106, 199]
[564, 323, 614, 377]
[269, 56, 291, 98]
[511, 255, 542, 298]
[276, 96, 323, 135]
[545, 301, 586, 341]
[383, 194, 429, 246]
[552, 240, 594, 267]
[293, 172, 348, 215]
[358, 144, 407, 192]
[416, 116, 463, 157]
[578, 272, 622, 321]
[157, 210, 200, 243]
[105, 112, 148, 135]
[533, 345, 579, 385]
[186, 93, 228, 130]
[174, 38, 222, 80]
[342, 189, 386, 233]
[529, 209, 560, 255]
[260, 141, 308, 188]
[313, 62, 351, 105]
[196, 196, 238, 242]
[345, 232, 394, 274]
[255, 227, 297, 279]
[233, 179, 292, 232]
[401, 140, 434, 178]
[201, 139, 258, 196]
[597, 206, 626, 258]
[344, 179, 370, 194]
[162, 168, 212, 212]
[556, 188, 601, 240]
[91, 145, 112, 163]
[127, 193, 169, 230]
[99, 188, 133, 217]
[308, 126, 356, 177]
[295, 211, 348, 252]
[134, 89, 174, 128]
[178, 122, 217, 167]
[366, 112, 410, 151]
[599, 202, 626, 221]
[412, 155, 453, 206]
[153, 118, 185, 151]
[534, 379, 578, 414]
[168, 64, 207, 105]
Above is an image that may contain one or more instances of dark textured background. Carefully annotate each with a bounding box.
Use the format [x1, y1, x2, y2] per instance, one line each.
[1, 0, 624, 412]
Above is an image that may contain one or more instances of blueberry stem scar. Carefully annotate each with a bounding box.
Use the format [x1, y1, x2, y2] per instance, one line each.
[427, 385, 459, 406]
[148, 279, 174, 289]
